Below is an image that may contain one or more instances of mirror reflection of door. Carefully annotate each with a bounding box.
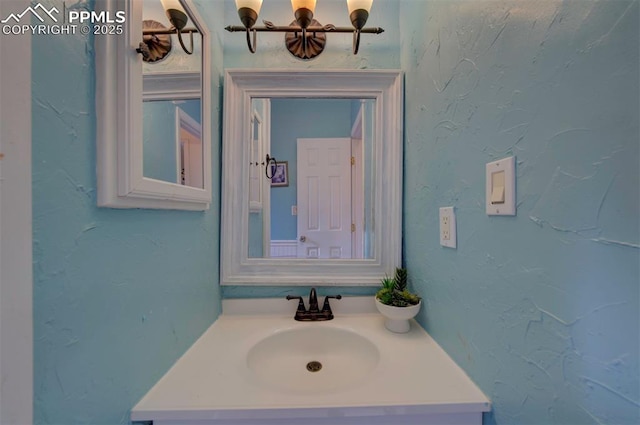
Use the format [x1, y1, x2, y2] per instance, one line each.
[141, 0, 203, 188]
[247, 97, 376, 260]
[143, 99, 202, 185]
[177, 107, 202, 188]
[297, 138, 353, 259]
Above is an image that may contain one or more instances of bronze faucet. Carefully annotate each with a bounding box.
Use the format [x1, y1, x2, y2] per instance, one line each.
[286, 288, 342, 321]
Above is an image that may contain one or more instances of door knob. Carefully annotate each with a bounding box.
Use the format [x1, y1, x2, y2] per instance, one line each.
[299, 236, 306, 242]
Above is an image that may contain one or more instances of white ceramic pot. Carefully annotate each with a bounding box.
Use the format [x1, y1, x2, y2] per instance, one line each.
[374, 297, 421, 333]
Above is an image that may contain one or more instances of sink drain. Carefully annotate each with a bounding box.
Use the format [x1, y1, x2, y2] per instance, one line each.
[306, 360, 322, 372]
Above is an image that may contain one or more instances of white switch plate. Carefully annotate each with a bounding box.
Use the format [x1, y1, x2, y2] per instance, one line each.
[439, 207, 457, 249]
[291, 205, 297, 216]
[486, 156, 516, 216]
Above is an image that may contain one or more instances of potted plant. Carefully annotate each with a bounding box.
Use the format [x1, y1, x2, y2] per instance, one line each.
[375, 267, 421, 333]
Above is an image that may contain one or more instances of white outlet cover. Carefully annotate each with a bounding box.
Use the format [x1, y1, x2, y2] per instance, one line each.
[486, 156, 516, 216]
[439, 207, 457, 249]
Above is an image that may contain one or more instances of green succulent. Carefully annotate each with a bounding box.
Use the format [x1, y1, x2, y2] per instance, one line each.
[381, 276, 395, 290]
[375, 277, 395, 305]
[394, 267, 408, 291]
[375, 267, 421, 307]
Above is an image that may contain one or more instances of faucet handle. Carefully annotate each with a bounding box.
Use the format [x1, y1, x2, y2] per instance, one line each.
[321, 294, 342, 313]
[286, 295, 306, 313]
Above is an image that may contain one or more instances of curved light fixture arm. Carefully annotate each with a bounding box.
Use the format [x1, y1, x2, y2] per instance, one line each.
[176, 28, 194, 55]
[352, 29, 361, 55]
[246, 28, 257, 53]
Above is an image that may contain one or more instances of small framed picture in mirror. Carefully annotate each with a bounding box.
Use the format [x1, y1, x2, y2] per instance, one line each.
[271, 161, 289, 187]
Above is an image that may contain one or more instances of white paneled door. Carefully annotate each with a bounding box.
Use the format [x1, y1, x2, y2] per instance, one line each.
[297, 138, 352, 259]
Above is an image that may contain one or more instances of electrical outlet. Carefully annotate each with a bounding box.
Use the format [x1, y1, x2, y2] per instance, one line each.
[441, 215, 450, 240]
[439, 207, 457, 249]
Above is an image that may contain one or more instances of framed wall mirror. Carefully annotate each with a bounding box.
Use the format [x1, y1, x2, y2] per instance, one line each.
[221, 69, 403, 286]
[96, 0, 211, 210]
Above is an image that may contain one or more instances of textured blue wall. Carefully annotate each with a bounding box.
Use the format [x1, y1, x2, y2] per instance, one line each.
[143, 100, 179, 183]
[30, 0, 639, 423]
[31, 1, 224, 423]
[400, 1, 639, 424]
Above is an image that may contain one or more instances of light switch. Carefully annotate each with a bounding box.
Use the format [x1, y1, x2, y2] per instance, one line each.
[486, 156, 516, 216]
[490, 171, 505, 204]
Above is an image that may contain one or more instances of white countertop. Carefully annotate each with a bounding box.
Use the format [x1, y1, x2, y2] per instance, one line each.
[131, 297, 491, 422]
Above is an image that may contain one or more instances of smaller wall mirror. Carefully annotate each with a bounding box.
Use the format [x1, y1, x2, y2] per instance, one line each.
[96, 0, 211, 210]
[221, 70, 403, 286]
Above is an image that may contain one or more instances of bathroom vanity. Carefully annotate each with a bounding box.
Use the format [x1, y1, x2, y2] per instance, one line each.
[131, 297, 491, 425]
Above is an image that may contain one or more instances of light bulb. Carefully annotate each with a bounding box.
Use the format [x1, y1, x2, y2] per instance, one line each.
[160, 0, 188, 30]
[347, 0, 373, 14]
[235, 0, 263, 15]
[346, 0, 372, 30]
[160, 0, 186, 14]
[291, 0, 317, 14]
[235, 0, 263, 28]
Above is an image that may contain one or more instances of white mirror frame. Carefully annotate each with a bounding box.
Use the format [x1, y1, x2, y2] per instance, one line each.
[221, 69, 403, 286]
[95, 0, 211, 210]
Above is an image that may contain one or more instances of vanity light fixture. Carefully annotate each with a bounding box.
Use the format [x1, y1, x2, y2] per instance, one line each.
[136, 0, 198, 63]
[226, 0, 383, 60]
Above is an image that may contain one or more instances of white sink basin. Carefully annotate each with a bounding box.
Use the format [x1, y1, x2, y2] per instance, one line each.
[246, 326, 380, 393]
